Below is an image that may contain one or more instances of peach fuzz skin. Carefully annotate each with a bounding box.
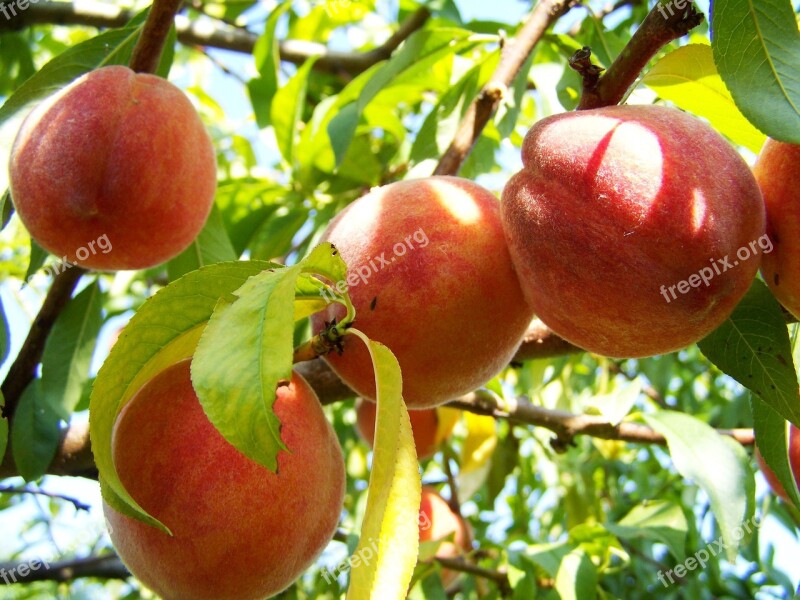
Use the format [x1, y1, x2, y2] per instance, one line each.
[501, 105, 765, 358]
[754, 140, 800, 318]
[9, 65, 216, 270]
[103, 360, 345, 600]
[310, 176, 534, 408]
[755, 425, 800, 502]
[355, 397, 454, 460]
[419, 487, 471, 588]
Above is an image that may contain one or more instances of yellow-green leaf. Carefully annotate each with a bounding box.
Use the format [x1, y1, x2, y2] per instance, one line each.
[346, 330, 420, 600]
[89, 261, 271, 530]
[192, 243, 349, 472]
[641, 44, 766, 153]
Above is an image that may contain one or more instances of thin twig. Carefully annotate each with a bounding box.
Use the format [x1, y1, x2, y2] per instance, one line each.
[434, 0, 578, 176]
[576, 1, 703, 109]
[0, 554, 128, 585]
[0, 485, 91, 512]
[129, 0, 183, 74]
[0, 2, 430, 77]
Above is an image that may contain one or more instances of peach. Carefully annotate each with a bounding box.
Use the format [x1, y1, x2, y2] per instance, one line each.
[755, 425, 800, 502]
[501, 104, 765, 358]
[103, 359, 345, 600]
[355, 398, 455, 460]
[310, 176, 534, 408]
[8, 65, 216, 270]
[418, 487, 471, 588]
[753, 139, 800, 317]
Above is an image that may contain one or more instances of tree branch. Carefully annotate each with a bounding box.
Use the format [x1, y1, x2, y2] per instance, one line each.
[128, 0, 183, 74]
[0, 2, 430, 76]
[575, 0, 704, 110]
[0, 554, 128, 585]
[447, 391, 755, 451]
[1, 267, 85, 420]
[433, 0, 578, 176]
[0, 484, 91, 511]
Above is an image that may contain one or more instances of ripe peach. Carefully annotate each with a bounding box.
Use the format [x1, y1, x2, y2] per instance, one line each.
[9, 65, 216, 270]
[419, 487, 471, 587]
[753, 139, 800, 317]
[755, 425, 800, 502]
[501, 104, 765, 358]
[355, 398, 456, 460]
[103, 360, 345, 600]
[310, 176, 534, 408]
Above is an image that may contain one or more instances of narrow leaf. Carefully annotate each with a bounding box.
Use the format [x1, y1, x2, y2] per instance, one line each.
[752, 396, 800, 506]
[41, 281, 103, 420]
[346, 330, 420, 600]
[11, 382, 60, 482]
[605, 501, 688, 562]
[699, 279, 800, 427]
[711, 0, 800, 143]
[644, 411, 748, 560]
[272, 57, 319, 165]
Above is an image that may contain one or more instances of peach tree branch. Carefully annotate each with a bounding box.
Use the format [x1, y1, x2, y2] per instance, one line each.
[575, 0, 704, 110]
[434, 0, 579, 176]
[0, 2, 430, 76]
[128, 0, 183, 74]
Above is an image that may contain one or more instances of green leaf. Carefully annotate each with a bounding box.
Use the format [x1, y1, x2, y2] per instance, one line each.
[272, 57, 319, 165]
[11, 381, 61, 482]
[41, 281, 103, 420]
[249, 204, 309, 261]
[711, 0, 800, 143]
[605, 501, 688, 562]
[411, 60, 483, 164]
[0, 190, 13, 230]
[752, 396, 800, 507]
[166, 204, 238, 281]
[554, 548, 597, 600]
[192, 244, 346, 471]
[249, 1, 293, 128]
[192, 269, 297, 471]
[642, 44, 766, 153]
[698, 280, 800, 428]
[24, 239, 48, 283]
[644, 411, 748, 560]
[0, 391, 8, 461]
[328, 28, 477, 165]
[0, 15, 148, 127]
[90, 261, 272, 529]
[346, 330, 420, 600]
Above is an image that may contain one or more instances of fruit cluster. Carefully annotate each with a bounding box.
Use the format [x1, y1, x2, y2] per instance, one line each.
[9, 63, 800, 598]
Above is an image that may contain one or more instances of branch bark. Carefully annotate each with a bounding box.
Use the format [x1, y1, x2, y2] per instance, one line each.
[1, 267, 85, 420]
[448, 391, 755, 450]
[575, 0, 704, 110]
[0, 554, 128, 585]
[0, 2, 430, 76]
[434, 0, 578, 176]
[128, 0, 183, 74]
